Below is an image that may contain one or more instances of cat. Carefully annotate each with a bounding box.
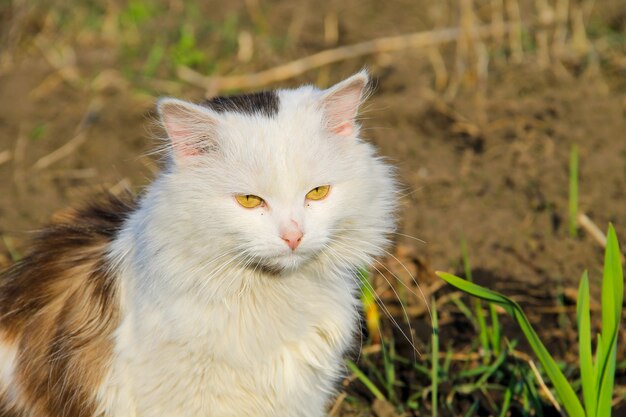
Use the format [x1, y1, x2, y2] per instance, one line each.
[0, 71, 397, 417]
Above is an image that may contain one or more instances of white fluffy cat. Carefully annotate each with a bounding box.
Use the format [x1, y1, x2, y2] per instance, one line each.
[0, 71, 397, 417]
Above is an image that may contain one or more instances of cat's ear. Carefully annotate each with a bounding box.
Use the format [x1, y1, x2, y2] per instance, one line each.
[157, 98, 219, 164]
[320, 70, 369, 137]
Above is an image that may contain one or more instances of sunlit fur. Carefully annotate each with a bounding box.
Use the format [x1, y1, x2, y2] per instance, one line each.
[0, 73, 397, 417]
[99, 72, 397, 417]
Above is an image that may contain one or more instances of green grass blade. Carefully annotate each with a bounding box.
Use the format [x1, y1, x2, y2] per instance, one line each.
[520, 366, 545, 417]
[456, 364, 495, 379]
[488, 303, 502, 356]
[596, 347, 617, 417]
[498, 384, 513, 417]
[451, 296, 476, 324]
[577, 271, 596, 417]
[345, 360, 386, 401]
[521, 382, 530, 413]
[569, 144, 579, 237]
[443, 346, 453, 376]
[472, 347, 508, 388]
[461, 238, 490, 355]
[596, 225, 623, 417]
[437, 272, 513, 309]
[360, 357, 386, 392]
[593, 333, 604, 395]
[142, 41, 165, 76]
[381, 338, 396, 403]
[431, 296, 439, 417]
[601, 225, 622, 350]
[463, 400, 480, 417]
[412, 362, 431, 377]
[437, 271, 586, 417]
[608, 226, 624, 319]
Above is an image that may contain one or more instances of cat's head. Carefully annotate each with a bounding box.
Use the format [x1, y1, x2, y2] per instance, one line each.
[153, 71, 396, 278]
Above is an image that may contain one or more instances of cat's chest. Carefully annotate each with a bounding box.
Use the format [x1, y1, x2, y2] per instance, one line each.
[130, 274, 356, 357]
[108, 273, 358, 417]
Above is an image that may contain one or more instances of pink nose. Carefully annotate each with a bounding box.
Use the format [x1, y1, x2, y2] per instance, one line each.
[281, 230, 303, 250]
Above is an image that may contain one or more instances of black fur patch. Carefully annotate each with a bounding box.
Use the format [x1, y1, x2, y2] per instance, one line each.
[202, 91, 279, 117]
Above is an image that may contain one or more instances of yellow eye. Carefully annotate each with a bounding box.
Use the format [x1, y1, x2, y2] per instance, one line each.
[306, 185, 330, 201]
[235, 194, 264, 208]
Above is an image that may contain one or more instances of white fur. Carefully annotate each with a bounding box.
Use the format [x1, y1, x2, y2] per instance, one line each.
[98, 73, 397, 416]
[0, 337, 19, 405]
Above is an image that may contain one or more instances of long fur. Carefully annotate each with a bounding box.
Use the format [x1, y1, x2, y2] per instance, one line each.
[0, 72, 397, 417]
[0, 195, 135, 417]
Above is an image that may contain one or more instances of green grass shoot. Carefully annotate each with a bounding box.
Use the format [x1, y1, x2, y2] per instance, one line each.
[346, 360, 386, 401]
[461, 237, 501, 357]
[431, 296, 439, 417]
[438, 224, 623, 417]
[380, 338, 397, 403]
[569, 144, 579, 237]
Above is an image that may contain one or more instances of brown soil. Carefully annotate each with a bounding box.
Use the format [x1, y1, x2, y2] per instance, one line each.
[1, 1, 625, 416]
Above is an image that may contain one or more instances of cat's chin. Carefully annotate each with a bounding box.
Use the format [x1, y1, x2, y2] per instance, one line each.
[247, 251, 315, 276]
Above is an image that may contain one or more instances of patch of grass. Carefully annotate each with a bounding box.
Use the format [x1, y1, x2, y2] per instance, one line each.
[171, 24, 206, 69]
[569, 144, 579, 238]
[461, 237, 501, 358]
[142, 42, 166, 77]
[347, 226, 623, 416]
[15, 0, 289, 95]
[347, 359, 386, 401]
[219, 13, 241, 57]
[119, 0, 156, 28]
[439, 224, 623, 417]
[29, 122, 46, 141]
[349, 287, 563, 415]
[587, 18, 626, 47]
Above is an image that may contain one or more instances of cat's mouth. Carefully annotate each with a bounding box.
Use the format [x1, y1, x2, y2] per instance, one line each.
[246, 259, 285, 276]
[245, 251, 315, 276]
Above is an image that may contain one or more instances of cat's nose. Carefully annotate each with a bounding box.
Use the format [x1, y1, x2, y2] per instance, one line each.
[281, 230, 303, 250]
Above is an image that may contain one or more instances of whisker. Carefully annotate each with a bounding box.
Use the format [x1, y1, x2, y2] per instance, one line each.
[332, 235, 432, 322]
[328, 241, 420, 354]
[324, 244, 420, 356]
[395, 186, 424, 201]
[319, 247, 366, 362]
[328, 228, 427, 245]
[392, 232, 427, 245]
[217, 253, 249, 296]
[320, 246, 388, 364]
[196, 247, 251, 297]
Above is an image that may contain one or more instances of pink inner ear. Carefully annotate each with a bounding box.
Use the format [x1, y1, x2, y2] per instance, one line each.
[163, 121, 201, 157]
[332, 121, 354, 136]
[321, 74, 367, 137]
[178, 142, 202, 157]
[159, 99, 219, 162]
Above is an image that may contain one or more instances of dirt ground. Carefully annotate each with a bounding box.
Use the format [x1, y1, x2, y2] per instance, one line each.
[1, 0, 625, 415]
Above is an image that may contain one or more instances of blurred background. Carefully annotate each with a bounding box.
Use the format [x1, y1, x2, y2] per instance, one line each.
[0, 0, 625, 416]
